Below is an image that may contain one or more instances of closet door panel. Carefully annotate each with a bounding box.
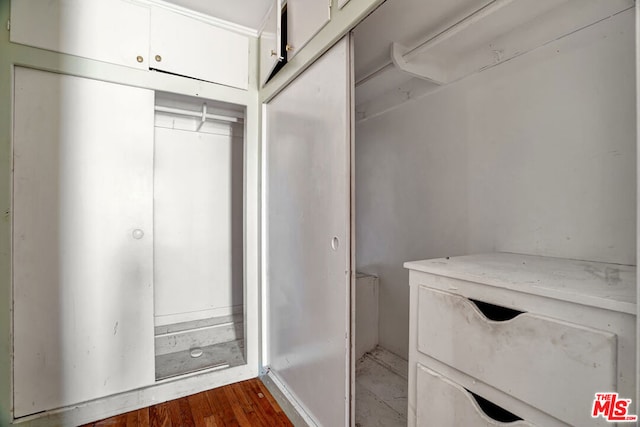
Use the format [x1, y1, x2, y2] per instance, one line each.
[265, 37, 351, 426]
[13, 68, 155, 416]
[10, 0, 149, 69]
[287, 0, 330, 58]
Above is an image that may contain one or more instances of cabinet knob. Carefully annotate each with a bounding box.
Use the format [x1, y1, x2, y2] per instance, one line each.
[155, 55, 162, 62]
[285, 44, 294, 52]
[136, 55, 144, 63]
[270, 50, 277, 57]
[132, 229, 145, 240]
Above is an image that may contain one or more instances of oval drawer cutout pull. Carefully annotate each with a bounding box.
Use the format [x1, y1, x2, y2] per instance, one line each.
[467, 389, 523, 423]
[469, 298, 524, 321]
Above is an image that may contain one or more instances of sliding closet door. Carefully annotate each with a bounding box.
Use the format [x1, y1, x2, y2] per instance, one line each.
[13, 68, 155, 416]
[265, 37, 352, 426]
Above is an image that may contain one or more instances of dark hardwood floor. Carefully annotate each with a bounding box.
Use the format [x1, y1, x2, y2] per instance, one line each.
[83, 378, 293, 427]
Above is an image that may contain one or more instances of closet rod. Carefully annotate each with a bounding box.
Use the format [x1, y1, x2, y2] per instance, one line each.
[356, 0, 515, 87]
[154, 106, 244, 123]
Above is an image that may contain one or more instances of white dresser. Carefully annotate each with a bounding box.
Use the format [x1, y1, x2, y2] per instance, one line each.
[404, 253, 636, 426]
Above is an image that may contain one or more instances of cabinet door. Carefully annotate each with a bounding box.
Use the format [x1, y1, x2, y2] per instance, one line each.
[265, 36, 352, 426]
[150, 8, 249, 90]
[260, 0, 282, 87]
[13, 68, 155, 416]
[10, 0, 149, 69]
[287, 0, 330, 59]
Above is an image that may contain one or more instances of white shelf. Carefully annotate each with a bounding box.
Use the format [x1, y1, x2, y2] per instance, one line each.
[391, 0, 633, 85]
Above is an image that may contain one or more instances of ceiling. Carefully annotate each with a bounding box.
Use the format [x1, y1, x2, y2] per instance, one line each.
[160, 0, 273, 31]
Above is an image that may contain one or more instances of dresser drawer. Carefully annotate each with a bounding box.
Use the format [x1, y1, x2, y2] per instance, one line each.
[417, 286, 617, 427]
[417, 363, 534, 426]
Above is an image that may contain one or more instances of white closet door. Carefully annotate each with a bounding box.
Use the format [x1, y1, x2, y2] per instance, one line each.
[13, 68, 155, 416]
[287, 0, 331, 58]
[265, 37, 352, 426]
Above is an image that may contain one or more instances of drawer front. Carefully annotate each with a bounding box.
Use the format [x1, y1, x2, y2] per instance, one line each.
[417, 286, 616, 427]
[416, 363, 535, 426]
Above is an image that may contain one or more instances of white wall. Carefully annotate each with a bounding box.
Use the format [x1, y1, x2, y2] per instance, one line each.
[154, 110, 244, 326]
[355, 10, 636, 359]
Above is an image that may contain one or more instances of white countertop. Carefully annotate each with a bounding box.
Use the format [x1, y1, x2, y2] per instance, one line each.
[404, 252, 636, 314]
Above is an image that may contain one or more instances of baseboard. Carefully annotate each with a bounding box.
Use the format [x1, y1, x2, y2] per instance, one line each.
[260, 371, 316, 427]
[12, 364, 258, 426]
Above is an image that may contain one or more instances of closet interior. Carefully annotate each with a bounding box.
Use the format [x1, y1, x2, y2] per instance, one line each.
[351, 0, 636, 425]
[152, 93, 246, 380]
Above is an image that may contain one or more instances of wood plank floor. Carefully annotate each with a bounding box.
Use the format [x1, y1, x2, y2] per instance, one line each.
[83, 378, 293, 427]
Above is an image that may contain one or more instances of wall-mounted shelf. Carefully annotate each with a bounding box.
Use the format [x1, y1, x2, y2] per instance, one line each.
[154, 92, 245, 134]
[390, 0, 632, 85]
[155, 105, 244, 126]
[354, 0, 633, 122]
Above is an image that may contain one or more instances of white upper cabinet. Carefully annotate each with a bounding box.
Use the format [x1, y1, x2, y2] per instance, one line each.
[286, 0, 330, 59]
[259, 0, 282, 87]
[10, 0, 150, 69]
[150, 8, 249, 90]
